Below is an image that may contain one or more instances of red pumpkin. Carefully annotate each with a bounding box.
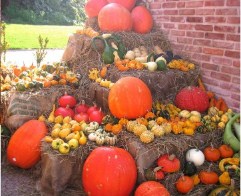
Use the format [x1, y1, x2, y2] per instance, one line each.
[203, 146, 221, 162]
[85, 0, 108, 18]
[131, 5, 153, 34]
[82, 147, 137, 196]
[107, 0, 136, 11]
[176, 175, 194, 194]
[7, 120, 47, 169]
[175, 86, 209, 113]
[54, 106, 75, 118]
[108, 76, 152, 119]
[157, 154, 180, 173]
[98, 3, 133, 32]
[199, 170, 219, 184]
[135, 181, 170, 196]
[58, 92, 77, 108]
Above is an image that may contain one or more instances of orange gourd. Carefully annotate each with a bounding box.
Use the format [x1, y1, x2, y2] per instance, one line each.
[175, 175, 194, 194]
[7, 120, 47, 169]
[85, 0, 108, 18]
[199, 170, 219, 184]
[107, 0, 136, 11]
[98, 3, 133, 32]
[108, 77, 152, 119]
[135, 181, 170, 196]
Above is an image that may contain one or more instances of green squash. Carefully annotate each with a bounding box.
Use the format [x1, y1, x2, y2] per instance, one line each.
[208, 180, 240, 196]
[183, 161, 197, 176]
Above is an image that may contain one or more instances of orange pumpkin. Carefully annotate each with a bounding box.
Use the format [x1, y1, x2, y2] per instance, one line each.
[131, 5, 153, 34]
[98, 3, 133, 32]
[7, 120, 47, 169]
[108, 76, 152, 119]
[176, 175, 194, 194]
[135, 181, 170, 196]
[85, 0, 108, 18]
[199, 170, 219, 184]
[107, 0, 136, 11]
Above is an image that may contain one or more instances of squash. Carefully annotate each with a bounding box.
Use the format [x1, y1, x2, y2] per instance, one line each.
[183, 161, 197, 176]
[199, 170, 219, 185]
[7, 120, 47, 169]
[82, 147, 137, 196]
[108, 76, 152, 119]
[208, 180, 240, 196]
[175, 175, 194, 194]
[157, 154, 180, 173]
[135, 181, 170, 196]
[186, 148, 205, 166]
[131, 5, 153, 34]
[98, 3, 133, 32]
[85, 0, 108, 18]
[107, 0, 136, 11]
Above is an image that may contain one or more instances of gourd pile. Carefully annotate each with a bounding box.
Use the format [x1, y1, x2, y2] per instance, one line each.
[1, 0, 240, 195]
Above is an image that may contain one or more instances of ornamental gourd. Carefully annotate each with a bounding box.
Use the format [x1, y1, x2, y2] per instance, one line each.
[82, 147, 137, 196]
[135, 181, 170, 196]
[7, 120, 47, 169]
[98, 3, 133, 32]
[175, 86, 209, 113]
[131, 6, 153, 34]
[85, 0, 108, 18]
[108, 77, 152, 119]
[107, 0, 136, 11]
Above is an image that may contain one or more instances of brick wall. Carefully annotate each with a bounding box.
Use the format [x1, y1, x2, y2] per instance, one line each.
[149, 0, 240, 112]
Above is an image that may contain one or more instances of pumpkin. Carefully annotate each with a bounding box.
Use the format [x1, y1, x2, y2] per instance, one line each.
[7, 120, 47, 169]
[135, 181, 170, 196]
[204, 146, 221, 162]
[157, 154, 180, 173]
[131, 5, 153, 34]
[218, 144, 234, 158]
[108, 76, 152, 119]
[186, 148, 205, 166]
[98, 3, 133, 32]
[175, 175, 194, 194]
[82, 147, 137, 196]
[107, 0, 136, 11]
[85, 0, 108, 18]
[175, 86, 209, 113]
[199, 170, 219, 185]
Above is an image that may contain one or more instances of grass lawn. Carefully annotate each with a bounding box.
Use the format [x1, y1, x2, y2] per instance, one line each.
[5, 24, 81, 49]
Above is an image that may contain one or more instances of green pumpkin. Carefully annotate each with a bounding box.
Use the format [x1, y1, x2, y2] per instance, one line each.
[183, 161, 197, 176]
[156, 60, 167, 71]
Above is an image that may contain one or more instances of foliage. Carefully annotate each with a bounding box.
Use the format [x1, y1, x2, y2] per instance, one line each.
[35, 35, 49, 66]
[0, 22, 9, 62]
[2, 0, 87, 25]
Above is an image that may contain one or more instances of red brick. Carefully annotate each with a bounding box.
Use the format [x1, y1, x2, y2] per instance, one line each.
[216, 8, 238, 15]
[170, 16, 185, 22]
[155, 16, 170, 22]
[233, 60, 240, 67]
[210, 72, 231, 82]
[162, 2, 177, 8]
[205, 16, 226, 23]
[203, 48, 224, 56]
[226, 34, 240, 42]
[192, 53, 211, 62]
[205, 0, 225, 6]
[205, 32, 225, 40]
[225, 50, 240, 58]
[228, 101, 240, 112]
[201, 75, 219, 86]
[186, 17, 203, 23]
[202, 63, 219, 71]
[177, 2, 185, 8]
[196, 9, 215, 15]
[195, 25, 213, 31]
[193, 39, 212, 46]
[178, 24, 194, 30]
[179, 9, 195, 15]
[186, 31, 205, 38]
[186, 1, 204, 7]
[149, 3, 162, 9]
[231, 93, 240, 102]
[234, 43, 239, 50]
[163, 23, 176, 29]
[211, 56, 233, 66]
[183, 45, 202, 53]
[170, 30, 185, 36]
[221, 66, 240, 76]
[177, 37, 193, 44]
[227, 17, 240, 24]
[214, 25, 237, 33]
[232, 77, 240, 84]
[163, 10, 179, 15]
[230, 83, 240, 92]
[212, 40, 235, 49]
[226, 0, 240, 6]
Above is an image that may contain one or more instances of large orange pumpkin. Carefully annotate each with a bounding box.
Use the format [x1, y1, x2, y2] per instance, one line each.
[108, 76, 152, 119]
[107, 0, 136, 11]
[135, 181, 170, 196]
[7, 120, 47, 169]
[98, 3, 133, 32]
[131, 5, 153, 34]
[82, 147, 137, 196]
[85, 0, 108, 18]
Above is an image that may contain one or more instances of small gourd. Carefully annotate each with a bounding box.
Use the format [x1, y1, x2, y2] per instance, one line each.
[186, 148, 205, 166]
[126, 121, 138, 132]
[151, 125, 165, 137]
[96, 134, 105, 145]
[88, 132, 97, 141]
[133, 124, 147, 136]
[140, 131, 154, 144]
[89, 122, 99, 130]
[105, 133, 117, 146]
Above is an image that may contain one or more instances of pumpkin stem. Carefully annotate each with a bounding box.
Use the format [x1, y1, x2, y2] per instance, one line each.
[153, 166, 163, 173]
[169, 154, 176, 161]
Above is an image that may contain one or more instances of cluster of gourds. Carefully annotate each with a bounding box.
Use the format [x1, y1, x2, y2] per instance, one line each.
[0, 62, 79, 92]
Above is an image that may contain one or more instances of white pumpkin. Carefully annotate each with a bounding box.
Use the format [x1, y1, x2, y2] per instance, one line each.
[186, 148, 205, 166]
